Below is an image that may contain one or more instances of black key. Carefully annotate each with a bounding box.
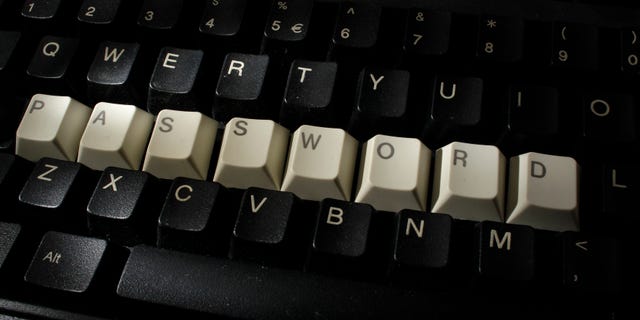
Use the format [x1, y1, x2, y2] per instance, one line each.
[507, 85, 559, 137]
[559, 232, 618, 293]
[87, 167, 157, 245]
[263, 0, 312, 42]
[117, 245, 434, 319]
[26, 36, 79, 96]
[620, 28, 640, 74]
[77, 0, 121, 25]
[86, 41, 141, 104]
[229, 188, 299, 266]
[474, 221, 535, 282]
[137, 0, 183, 30]
[157, 178, 228, 254]
[213, 53, 271, 122]
[582, 93, 636, 143]
[18, 158, 94, 229]
[599, 164, 640, 225]
[0, 154, 31, 203]
[21, 0, 61, 20]
[348, 67, 410, 139]
[422, 75, 484, 146]
[0, 31, 20, 71]
[307, 199, 373, 276]
[550, 22, 598, 70]
[0, 223, 20, 270]
[403, 9, 451, 56]
[280, 59, 338, 129]
[147, 47, 204, 114]
[476, 15, 523, 62]
[199, 0, 246, 37]
[331, 2, 380, 50]
[24, 231, 106, 293]
[393, 210, 452, 270]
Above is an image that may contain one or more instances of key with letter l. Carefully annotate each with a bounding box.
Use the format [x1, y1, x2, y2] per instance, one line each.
[355, 134, 431, 212]
[142, 110, 217, 180]
[281, 125, 358, 201]
[16, 94, 91, 162]
[506, 152, 580, 232]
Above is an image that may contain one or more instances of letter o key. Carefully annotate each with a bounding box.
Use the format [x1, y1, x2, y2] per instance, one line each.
[377, 143, 394, 159]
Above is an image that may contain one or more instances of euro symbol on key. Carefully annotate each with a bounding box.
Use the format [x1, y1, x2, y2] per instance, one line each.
[291, 23, 303, 34]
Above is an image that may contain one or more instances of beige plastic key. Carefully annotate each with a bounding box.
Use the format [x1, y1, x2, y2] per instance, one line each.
[431, 142, 506, 222]
[213, 118, 289, 190]
[354, 135, 431, 212]
[506, 152, 580, 232]
[78, 103, 154, 171]
[142, 110, 217, 180]
[281, 125, 357, 201]
[16, 94, 91, 162]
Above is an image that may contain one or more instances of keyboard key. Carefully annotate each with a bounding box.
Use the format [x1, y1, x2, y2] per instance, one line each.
[281, 125, 358, 201]
[331, 2, 380, 50]
[549, 22, 598, 70]
[199, 0, 247, 37]
[77, 0, 120, 24]
[78, 103, 154, 171]
[403, 9, 451, 56]
[117, 245, 433, 319]
[620, 28, 640, 74]
[24, 231, 106, 293]
[431, 142, 506, 222]
[157, 178, 226, 254]
[263, 0, 313, 43]
[86, 41, 141, 104]
[16, 94, 91, 162]
[474, 221, 535, 281]
[142, 110, 217, 180]
[18, 158, 94, 228]
[213, 53, 271, 121]
[559, 232, 618, 292]
[308, 199, 373, 276]
[213, 118, 289, 190]
[0, 31, 20, 71]
[137, 0, 183, 30]
[600, 164, 640, 225]
[475, 15, 523, 62]
[26, 36, 79, 93]
[0, 222, 20, 270]
[507, 85, 559, 137]
[21, 0, 61, 19]
[393, 210, 452, 269]
[581, 93, 636, 143]
[348, 67, 411, 139]
[87, 167, 157, 245]
[147, 47, 204, 114]
[230, 188, 299, 266]
[506, 152, 580, 232]
[0, 154, 32, 203]
[354, 134, 431, 212]
[280, 60, 338, 129]
[423, 75, 484, 145]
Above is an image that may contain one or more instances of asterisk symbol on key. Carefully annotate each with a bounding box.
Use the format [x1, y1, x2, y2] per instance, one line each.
[487, 19, 497, 28]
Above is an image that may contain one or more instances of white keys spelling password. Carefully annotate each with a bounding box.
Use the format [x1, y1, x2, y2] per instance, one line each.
[354, 135, 431, 212]
[506, 152, 580, 232]
[213, 118, 289, 190]
[281, 125, 357, 201]
[78, 103, 154, 171]
[16, 94, 91, 162]
[431, 142, 506, 222]
[142, 110, 217, 180]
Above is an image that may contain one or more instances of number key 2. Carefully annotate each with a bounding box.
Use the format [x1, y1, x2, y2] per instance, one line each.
[476, 15, 523, 62]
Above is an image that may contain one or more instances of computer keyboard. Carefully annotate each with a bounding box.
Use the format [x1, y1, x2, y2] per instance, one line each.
[0, 0, 635, 319]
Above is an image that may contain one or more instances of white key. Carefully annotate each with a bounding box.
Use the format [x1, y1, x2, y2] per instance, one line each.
[506, 152, 579, 232]
[281, 125, 357, 201]
[142, 110, 217, 180]
[354, 135, 431, 212]
[430, 142, 506, 222]
[16, 94, 91, 162]
[78, 103, 154, 171]
[213, 118, 289, 190]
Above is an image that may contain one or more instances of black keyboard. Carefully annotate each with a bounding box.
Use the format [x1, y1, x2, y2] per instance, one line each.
[0, 0, 635, 319]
